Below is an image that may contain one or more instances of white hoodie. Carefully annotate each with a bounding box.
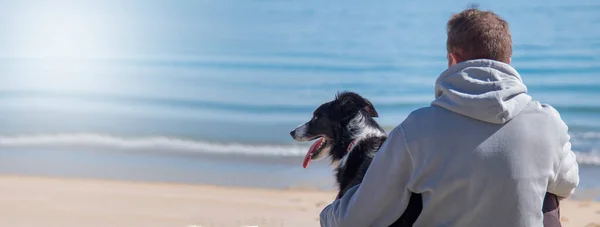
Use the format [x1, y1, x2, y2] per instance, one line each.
[319, 59, 579, 227]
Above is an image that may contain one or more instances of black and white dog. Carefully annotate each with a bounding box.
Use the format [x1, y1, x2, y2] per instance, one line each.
[289, 91, 562, 227]
[289, 91, 422, 226]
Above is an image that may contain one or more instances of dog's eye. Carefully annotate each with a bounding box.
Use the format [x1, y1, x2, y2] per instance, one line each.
[312, 116, 319, 121]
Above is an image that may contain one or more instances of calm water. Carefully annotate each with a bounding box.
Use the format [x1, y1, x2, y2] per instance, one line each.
[0, 0, 599, 191]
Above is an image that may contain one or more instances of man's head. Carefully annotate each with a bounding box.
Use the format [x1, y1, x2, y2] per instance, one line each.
[446, 8, 512, 67]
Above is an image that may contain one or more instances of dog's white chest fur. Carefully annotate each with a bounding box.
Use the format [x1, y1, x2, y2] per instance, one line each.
[335, 113, 385, 169]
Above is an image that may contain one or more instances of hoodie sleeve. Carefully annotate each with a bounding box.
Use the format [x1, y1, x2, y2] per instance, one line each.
[547, 107, 579, 199]
[547, 137, 579, 199]
[319, 125, 415, 227]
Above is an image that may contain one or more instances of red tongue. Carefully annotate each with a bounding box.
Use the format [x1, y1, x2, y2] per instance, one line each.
[303, 138, 323, 168]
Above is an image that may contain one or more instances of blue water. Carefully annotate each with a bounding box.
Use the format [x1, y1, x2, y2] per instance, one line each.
[0, 0, 599, 190]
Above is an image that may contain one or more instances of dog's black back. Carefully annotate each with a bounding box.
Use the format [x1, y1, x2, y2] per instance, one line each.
[335, 137, 386, 198]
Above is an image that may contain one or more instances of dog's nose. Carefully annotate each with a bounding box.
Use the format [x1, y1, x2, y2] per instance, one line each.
[290, 130, 296, 138]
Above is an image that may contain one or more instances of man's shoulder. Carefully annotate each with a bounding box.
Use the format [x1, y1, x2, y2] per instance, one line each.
[402, 105, 451, 126]
[522, 100, 569, 134]
[520, 100, 565, 123]
[393, 105, 447, 139]
[406, 105, 444, 119]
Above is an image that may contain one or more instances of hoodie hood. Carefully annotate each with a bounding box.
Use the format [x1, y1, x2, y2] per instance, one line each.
[432, 59, 532, 124]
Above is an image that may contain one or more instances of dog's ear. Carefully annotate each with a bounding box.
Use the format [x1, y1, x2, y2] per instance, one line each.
[362, 99, 379, 118]
[336, 91, 379, 118]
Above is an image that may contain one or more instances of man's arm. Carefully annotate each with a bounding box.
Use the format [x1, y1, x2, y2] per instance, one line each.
[547, 139, 579, 199]
[547, 106, 579, 199]
[320, 125, 415, 227]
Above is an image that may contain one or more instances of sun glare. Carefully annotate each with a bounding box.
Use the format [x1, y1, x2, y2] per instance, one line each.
[6, 2, 123, 92]
[11, 5, 111, 59]
[31, 14, 97, 58]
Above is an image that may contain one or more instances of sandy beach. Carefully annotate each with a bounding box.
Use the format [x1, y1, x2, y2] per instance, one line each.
[0, 175, 598, 227]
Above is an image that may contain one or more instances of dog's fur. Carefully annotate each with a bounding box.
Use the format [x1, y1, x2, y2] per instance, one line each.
[290, 91, 422, 226]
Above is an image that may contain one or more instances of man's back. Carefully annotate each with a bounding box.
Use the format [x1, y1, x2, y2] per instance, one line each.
[400, 60, 579, 226]
[403, 103, 565, 226]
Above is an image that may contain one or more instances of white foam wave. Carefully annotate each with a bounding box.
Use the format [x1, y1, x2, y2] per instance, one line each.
[0, 133, 310, 157]
[574, 151, 600, 165]
[1, 133, 600, 166]
[571, 132, 600, 140]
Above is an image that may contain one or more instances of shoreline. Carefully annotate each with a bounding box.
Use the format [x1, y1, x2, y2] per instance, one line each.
[0, 175, 599, 227]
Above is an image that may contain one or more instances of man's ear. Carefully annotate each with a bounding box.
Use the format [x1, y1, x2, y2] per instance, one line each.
[448, 52, 459, 67]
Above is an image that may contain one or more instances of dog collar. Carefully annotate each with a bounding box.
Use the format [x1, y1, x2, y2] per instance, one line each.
[347, 140, 356, 153]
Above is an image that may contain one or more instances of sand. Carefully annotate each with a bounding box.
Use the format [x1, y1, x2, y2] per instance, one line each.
[0, 175, 598, 227]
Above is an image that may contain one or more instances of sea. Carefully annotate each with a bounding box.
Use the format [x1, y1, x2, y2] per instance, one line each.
[0, 0, 599, 199]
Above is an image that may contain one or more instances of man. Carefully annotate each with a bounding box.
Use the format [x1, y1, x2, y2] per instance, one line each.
[319, 8, 579, 227]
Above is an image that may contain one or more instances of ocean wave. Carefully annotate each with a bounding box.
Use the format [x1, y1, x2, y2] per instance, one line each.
[0, 133, 310, 157]
[1, 133, 600, 166]
[571, 131, 600, 140]
[573, 151, 600, 165]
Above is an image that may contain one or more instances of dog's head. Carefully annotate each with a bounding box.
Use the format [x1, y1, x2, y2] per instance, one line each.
[290, 91, 379, 168]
